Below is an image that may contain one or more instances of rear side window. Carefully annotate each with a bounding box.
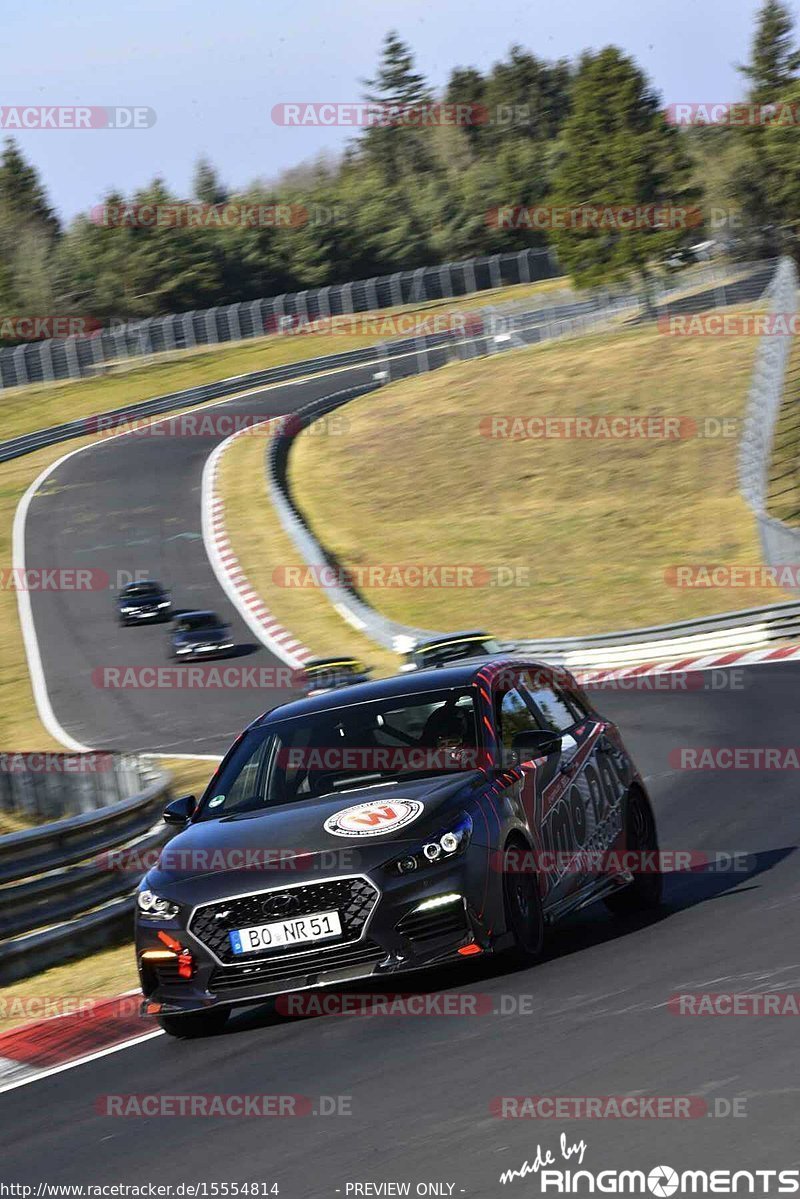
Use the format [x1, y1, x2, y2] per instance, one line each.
[522, 677, 576, 734]
[497, 688, 540, 751]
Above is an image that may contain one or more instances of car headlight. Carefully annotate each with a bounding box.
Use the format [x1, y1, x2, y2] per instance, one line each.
[137, 889, 179, 919]
[391, 812, 473, 875]
[157, 601, 171, 608]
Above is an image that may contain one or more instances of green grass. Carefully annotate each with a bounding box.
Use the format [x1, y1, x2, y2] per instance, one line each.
[285, 321, 788, 637]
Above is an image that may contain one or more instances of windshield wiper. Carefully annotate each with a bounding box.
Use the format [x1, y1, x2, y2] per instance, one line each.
[331, 773, 398, 790]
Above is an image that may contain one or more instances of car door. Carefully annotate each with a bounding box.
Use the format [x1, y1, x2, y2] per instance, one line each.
[492, 675, 572, 909]
[519, 669, 627, 900]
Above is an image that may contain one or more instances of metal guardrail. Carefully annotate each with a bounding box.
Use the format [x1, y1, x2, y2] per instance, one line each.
[738, 255, 800, 586]
[0, 773, 170, 885]
[0, 248, 558, 390]
[0, 752, 152, 823]
[0, 762, 172, 985]
[0, 345, 383, 464]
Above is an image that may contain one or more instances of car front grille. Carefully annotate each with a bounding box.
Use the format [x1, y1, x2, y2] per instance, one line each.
[210, 939, 385, 993]
[396, 903, 469, 945]
[189, 876, 379, 964]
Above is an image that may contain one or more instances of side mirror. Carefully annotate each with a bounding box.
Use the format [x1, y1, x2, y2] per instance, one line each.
[163, 794, 197, 826]
[510, 729, 562, 762]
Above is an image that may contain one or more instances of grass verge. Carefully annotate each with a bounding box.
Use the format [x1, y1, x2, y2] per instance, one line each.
[284, 322, 790, 636]
[216, 436, 399, 675]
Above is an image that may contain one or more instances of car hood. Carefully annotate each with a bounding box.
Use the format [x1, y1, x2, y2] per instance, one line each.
[146, 772, 482, 900]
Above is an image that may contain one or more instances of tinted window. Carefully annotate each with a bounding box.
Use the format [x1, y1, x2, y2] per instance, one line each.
[497, 688, 540, 751]
[198, 687, 480, 816]
[523, 679, 576, 734]
[178, 613, 220, 631]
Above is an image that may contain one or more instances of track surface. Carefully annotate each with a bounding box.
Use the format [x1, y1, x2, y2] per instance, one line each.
[24, 361, 387, 754]
[0, 665, 798, 1188]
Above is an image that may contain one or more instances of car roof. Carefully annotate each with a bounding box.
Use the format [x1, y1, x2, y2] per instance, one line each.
[176, 609, 219, 621]
[253, 655, 541, 725]
[122, 580, 163, 591]
[412, 630, 491, 652]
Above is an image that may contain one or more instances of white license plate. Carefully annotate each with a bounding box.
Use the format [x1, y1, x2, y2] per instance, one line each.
[229, 909, 342, 955]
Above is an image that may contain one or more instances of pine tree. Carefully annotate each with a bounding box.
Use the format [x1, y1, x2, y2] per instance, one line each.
[361, 31, 434, 177]
[193, 157, 228, 206]
[739, 0, 800, 104]
[549, 47, 697, 287]
[0, 139, 59, 237]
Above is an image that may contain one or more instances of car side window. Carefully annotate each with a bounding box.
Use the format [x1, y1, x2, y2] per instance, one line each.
[497, 687, 541, 751]
[521, 675, 576, 734]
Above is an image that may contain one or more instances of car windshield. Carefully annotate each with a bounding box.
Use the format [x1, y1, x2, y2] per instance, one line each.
[123, 584, 161, 598]
[418, 638, 501, 666]
[197, 687, 481, 818]
[177, 613, 221, 631]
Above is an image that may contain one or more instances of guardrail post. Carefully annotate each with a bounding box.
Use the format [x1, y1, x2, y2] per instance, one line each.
[204, 307, 219, 345]
[39, 340, 55, 382]
[12, 344, 28, 387]
[411, 268, 427, 303]
[227, 303, 242, 343]
[488, 254, 503, 290]
[181, 312, 196, 349]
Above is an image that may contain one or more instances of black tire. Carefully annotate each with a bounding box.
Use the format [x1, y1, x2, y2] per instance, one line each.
[502, 840, 545, 964]
[157, 1008, 229, 1039]
[604, 787, 662, 914]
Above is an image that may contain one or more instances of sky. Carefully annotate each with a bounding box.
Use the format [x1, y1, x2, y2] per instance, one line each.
[1, 0, 772, 222]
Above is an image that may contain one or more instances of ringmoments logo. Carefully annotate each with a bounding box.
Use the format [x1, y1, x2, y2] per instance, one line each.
[497, 1137, 798, 1192]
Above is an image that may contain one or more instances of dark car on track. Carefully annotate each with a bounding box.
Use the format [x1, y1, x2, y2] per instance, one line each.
[136, 657, 661, 1037]
[299, 657, 373, 696]
[169, 610, 235, 660]
[400, 631, 504, 671]
[117, 580, 171, 625]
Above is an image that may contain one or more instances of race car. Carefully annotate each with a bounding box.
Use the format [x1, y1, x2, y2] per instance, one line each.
[298, 658, 373, 696]
[168, 610, 235, 659]
[400, 630, 504, 671]
[136, 657, 660, 1037]
[117, 580, 172, 625]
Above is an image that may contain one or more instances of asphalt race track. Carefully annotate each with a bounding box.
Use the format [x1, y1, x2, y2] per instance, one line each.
[0, 665, 798, 1190]
[23, 360, 386, 754]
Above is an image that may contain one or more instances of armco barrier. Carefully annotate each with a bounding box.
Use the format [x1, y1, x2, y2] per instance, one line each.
[738, 256, 800, 587]
[0, 248, 558, 389]
[0, 752, 151, 823]
[0, 761, 172, 984]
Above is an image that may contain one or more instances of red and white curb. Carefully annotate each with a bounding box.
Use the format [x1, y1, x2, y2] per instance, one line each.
[0, 994, 161, 1094]
[574, 641, 800, 685]
[573, 637, 800, 685]
[202, 421, 312, 670]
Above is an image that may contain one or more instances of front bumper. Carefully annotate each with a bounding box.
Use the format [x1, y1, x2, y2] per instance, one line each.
[173, 643, 236, 659]
[136, 866, 493, 1015]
